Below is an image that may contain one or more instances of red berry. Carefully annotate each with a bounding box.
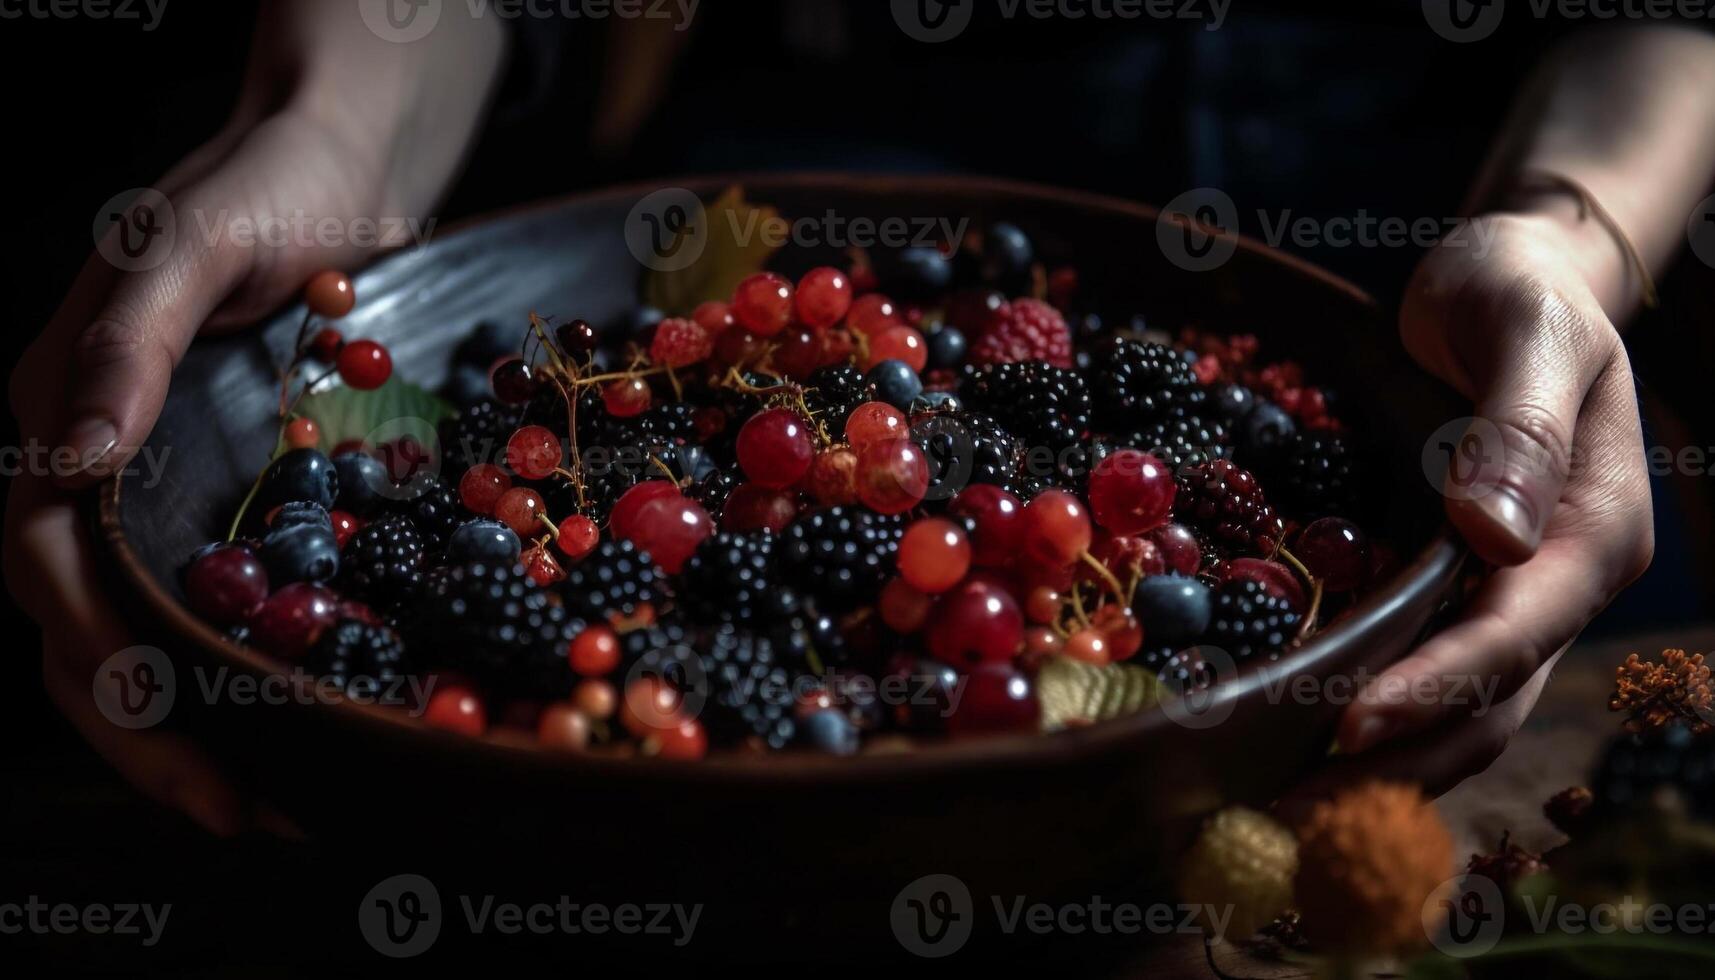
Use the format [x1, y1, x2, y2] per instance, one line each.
[1222, 558, 1308, 612]
[1093, 605, 1144, 661]
[795, 267, 853, 329]
[505, 425, 562, 481]
[458, 463, 512, 515]
[555, 515, 600, 559]
[556, 318, 599, 354]
[336, 339, 391, 390]
[649, 317, 713, 368]
[772, 326, 824, 380]
[524, 547, 566, 586]
[307, 327, 344, 362]
[1065, 629, 1111, 666]
[736, 408, 814, 489]
[653, 718, 708, 760]
[854, 438, 929, 515]
[494, 487, 546, 537]
[329, 511, 361, 549]
[574, 679, 617, 720]
[1087, 449, 1175, 535]
[569, 625, 621, 676]
[845, 402, 906, 452]
[898, 518, 972, 594]
[248, 582, 339, 660]
[866, 326, 927, 372]
[847, 293, 900, 336]
[1295, 517, 1370, 592]
[491, 359, 536, 404]
[602, 377, 652, 418]
[627, 495, 713, 574]
[692, 300, 735, 336]
[947, 663, 1039, 735]
[969, 298, 1072, 368]
[1084, 533, 1165, 583]
[949, 485, 1024, 567]
[423, 685, 486, 737]
[721, 483, 799, 533]
[926, 578, 1024, 665]
[879, 576, 933, 632]
[537, 703, 592, 751]
[713, 325, 769, 368]
[1024, 627, 1064, 660]
[284, 417, 320, 450]
[732, 272, 794, 336]
[1145, 523, 1201, 577]
[1020, 489, 1092, 567]
[305, 270, 355, 319]
[609, 480, 681, 542]
[1024, 586, 1062, 625]
[185, 544, 269, 626]
[805, 447, 859, 506]
[620, 676, 683, 736]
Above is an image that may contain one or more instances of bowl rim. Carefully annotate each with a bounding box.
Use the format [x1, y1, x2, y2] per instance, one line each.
[98, 171, 1466, 784]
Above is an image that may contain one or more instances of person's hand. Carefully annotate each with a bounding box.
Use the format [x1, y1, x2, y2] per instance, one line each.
[1289, 211, 1654, 803]
[3, 1, 505, 834]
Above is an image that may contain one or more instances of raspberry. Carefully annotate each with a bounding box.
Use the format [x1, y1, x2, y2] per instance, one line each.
[649, 317, 713, 368]
[1177, 807, 1298, 940]
[1174, 459, 1284, 555]
[1208, 579, 1301, 662]
[969, 299, 1072, 368]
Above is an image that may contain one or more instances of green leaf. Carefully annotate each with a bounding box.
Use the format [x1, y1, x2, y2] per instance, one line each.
[1036, 656, 1164, 732]
[641, 186, 782, 316]
[297, 376, 455, 453]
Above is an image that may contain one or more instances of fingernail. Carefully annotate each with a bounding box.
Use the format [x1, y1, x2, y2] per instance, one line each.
[56, 417, 119, 484]
[1348, 715, 1400, 754]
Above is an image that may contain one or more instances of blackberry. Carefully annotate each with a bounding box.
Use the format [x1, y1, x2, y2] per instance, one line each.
[770, 596, 851, 671]
[911, 411, 1022, 501]
[700, 624, 797, 749]
[339, 514, 427, 604]
[804, 364, 875, 440]
[416, 562, 583, 698]
[307, 618, 410, 699]
[959, 359, 1091, 456]
[679, 531, 794, 626]
[555, 442, 669, 524]
[1174, 459, 1284, 555]
[1139, 646, 1214, 692]
[1207, 580, 1301, 662]
[1124, 416, 1230, 472]
[600, 401, 697, 448]
[620, 616, 699, 688]
[1090, 337, 1204, 430]
[561, 539, 666, 621]
[437, 399, 515, 474]
[1277, 431, 1359, 519]
[780, 506, 905, 609]
[1591, 722, 1715, 819]
[400, 478, 470, 546]
[689, 468, 743, 523]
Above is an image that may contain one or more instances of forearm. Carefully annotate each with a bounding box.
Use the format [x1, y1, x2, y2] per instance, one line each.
[1470, 25, 1715, 323]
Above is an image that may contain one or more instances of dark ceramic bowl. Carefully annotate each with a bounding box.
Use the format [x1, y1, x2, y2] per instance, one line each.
[97, 174, 1465, 947]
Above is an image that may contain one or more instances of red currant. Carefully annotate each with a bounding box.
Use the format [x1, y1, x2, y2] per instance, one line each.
[491, 359, 537, 404]
[555, 514, 600, 559]
[1025, 586, 1062, 625]
[185, 544, 269, 626]
[713, 325, 769, 368]
[247, 582, 339, 660]
[866, 326, 927, 373]
[1295, 517, 1370, 592]
[845, 401, 906, 452]
[879, 576, 933, 632]
[732, 271, 794, 336]
[736, 408, 814, 489]
[692, 300, 735, 336]
[574, 679, 617, 720]
[284, 417, 319, 450]
[1087, 449, 1175, 535]
[458, 463, 512, 515]
[305, 270, 355, 319]
[772, 325, 824, 379]
[947, 663, 1039, 735]
[1065, 629, 1111, 666]
[524, 546, 566, 586]
[1024, 626, 1065, 659]
[556, 318, 599, 354]
[855, 438, 929, 515]
[336, 339, 391, 390]
[898, 518, 972, 594]
[494, 487, 546, 537]
[609, 480, 681, 542]
[847, 293, 901, 336]
[805, 447, 859, 506]
[569, 625, 621, 676]
[602, 377, 652, 418]
[1145, 523, 1201, 577]
[330, 511, 361, 549]
[653, 718, 708, 760]
[721, 483, 799, 533]
[1223, 558, 1308, 612]
[620, 676, 682, 736]
[423, 685, 486, 737]
[1092, 605, 1144, 661]
[628, 495, 713, 574]
[307, 327, 343, 363]
[949, 485, 1024, 567]
[1020, 489, 1092, 567]
[537, 703, 592, 751]
[505, 425, 562, 480]
[794, 266, 852, 329]
[926, 578, 1024, 665]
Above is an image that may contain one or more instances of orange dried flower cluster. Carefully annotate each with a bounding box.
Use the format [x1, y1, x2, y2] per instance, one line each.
[1293, 782, 1454, 953]
[1609, 650, 1713, 735]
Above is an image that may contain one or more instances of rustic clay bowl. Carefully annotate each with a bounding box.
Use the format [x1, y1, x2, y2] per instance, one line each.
[97, 174, 1465, 952]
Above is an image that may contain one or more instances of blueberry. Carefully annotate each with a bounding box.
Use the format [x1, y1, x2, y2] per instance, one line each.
[1132, 575, 1212, 648]
[802, 709, 860, 756]
[260, 522, 340, 585]
[981, 223, 1034, 282]
[1240, 402, 1297, 466]
[926, 326, 967, 370]
[455, 320, 515, 368]
[273, 501, 333, 531]
[1211, 384, 1256, 423]
[332, 452, 389, 515]
[629, 305, 666, 336]
[446, 519, 521, 565]
[1073, 313, 1104, 339]
[444, 363, 493, 408]
[866, 359, 923, 410]
[883, 246, 954, 300]
[260, 448, 338, 511]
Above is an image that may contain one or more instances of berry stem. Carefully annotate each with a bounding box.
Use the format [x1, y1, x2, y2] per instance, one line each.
[1077, 549, 1128, 605]
[1276, 545, 1325, 641]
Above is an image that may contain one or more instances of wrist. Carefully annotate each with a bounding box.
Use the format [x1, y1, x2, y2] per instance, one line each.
[1483, 172, 1650, 323]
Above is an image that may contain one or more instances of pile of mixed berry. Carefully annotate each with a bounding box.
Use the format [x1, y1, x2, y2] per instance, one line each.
[182, 222, 1394, 759]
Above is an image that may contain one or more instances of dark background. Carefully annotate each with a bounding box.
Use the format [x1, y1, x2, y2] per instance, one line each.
[2, 1, 1713, 972]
